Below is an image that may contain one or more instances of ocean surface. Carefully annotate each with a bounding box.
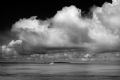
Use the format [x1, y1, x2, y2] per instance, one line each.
[0, 63, 120, 80]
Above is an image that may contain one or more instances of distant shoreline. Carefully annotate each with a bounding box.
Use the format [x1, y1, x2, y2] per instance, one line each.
[0, 61, 119, 65]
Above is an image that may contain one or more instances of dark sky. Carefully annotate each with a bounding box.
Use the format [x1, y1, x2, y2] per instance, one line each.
[0, 0, 111, 31]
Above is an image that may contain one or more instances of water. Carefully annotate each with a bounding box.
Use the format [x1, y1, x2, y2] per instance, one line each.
[0, 63, 120, 80]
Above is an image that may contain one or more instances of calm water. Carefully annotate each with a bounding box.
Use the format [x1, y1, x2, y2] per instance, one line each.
[0, 63, 120, 80]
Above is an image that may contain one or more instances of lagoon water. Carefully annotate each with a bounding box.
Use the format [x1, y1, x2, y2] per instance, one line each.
[0, 63, 120, 80]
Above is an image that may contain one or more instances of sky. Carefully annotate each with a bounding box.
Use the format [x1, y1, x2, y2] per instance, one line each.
[0, 0, 110, 31]
[1, 0, 120, 56]
[0, 0, 110, 43]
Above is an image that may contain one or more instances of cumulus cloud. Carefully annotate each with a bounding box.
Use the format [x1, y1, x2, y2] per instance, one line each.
[0, 40, 23, 56]
[1, 0, 120, 55]
[12, 7, 92, 48]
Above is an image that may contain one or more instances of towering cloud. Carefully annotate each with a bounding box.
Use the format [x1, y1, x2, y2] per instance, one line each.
[1, 0, 120, 55]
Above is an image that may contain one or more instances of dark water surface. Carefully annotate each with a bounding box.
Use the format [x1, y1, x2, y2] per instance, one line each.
[0, 63, 120, 80]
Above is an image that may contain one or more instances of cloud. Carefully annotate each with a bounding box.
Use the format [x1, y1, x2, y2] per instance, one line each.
[0, 40, 23, 56]
[1, 0, 120, 55]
